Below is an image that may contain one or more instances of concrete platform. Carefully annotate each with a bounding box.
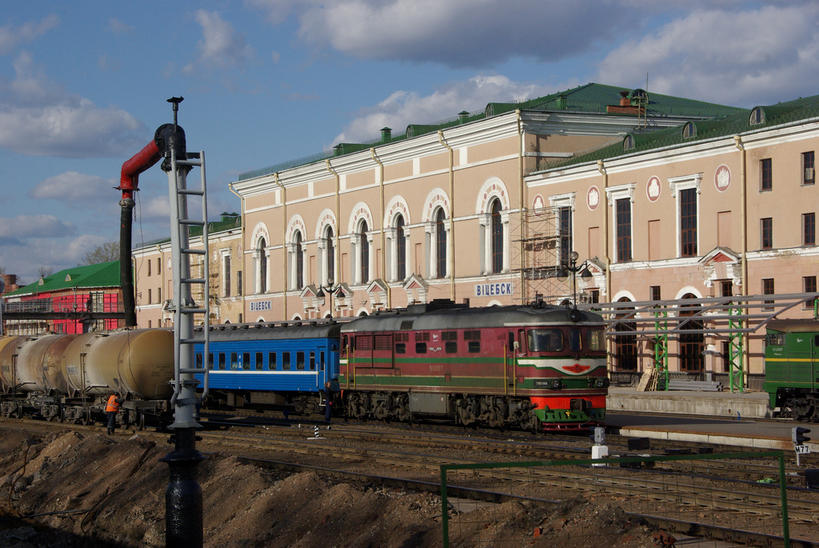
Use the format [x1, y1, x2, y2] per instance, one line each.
[607, 387, 771, 419]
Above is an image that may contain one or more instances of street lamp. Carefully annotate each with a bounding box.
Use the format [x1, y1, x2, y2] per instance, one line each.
[318, 278, 335, 319]
[567, 251, 581, 306]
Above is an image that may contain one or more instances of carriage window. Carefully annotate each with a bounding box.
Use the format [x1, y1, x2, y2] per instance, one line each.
[219, 353, 226, 370]
[296, 351, 305, 370]
[282, 353, 291, 370]
[255, 352, 263, 370]
[310, 351, 316, 370]
[528, 329, 564, 352]
[445, 342, 457, 353]
[268, 352, 277, 370]
[208, 353, 214, 370]
[231, 352, 239, 370]
[320, 351, 325, 371]
[242, 352, 251, 370]
[196, 353, 203, 369]
[396, 343, 406, 354]
[569, 329, 581, 352]
[415, 342, 427, 353]
[587, 328, 605, 352]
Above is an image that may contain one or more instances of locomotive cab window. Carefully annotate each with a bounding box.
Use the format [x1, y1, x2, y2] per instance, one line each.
[587, 328, 605, 352]
[528, 329, 564, 352]
[569, 329, 581, 352]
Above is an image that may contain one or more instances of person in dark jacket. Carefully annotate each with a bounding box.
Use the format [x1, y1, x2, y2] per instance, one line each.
[105, 392, 123, 435]
[323, 382, 333, 423]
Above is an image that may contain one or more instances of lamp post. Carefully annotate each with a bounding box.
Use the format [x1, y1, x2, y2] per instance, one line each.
[319, 278, 335, 319]
[568, 251, 581, 306]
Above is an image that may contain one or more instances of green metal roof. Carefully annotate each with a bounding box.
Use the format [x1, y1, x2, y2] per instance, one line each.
[7, 261, 120, 297]
[237, 83, 743, 182]
[546, 94, 819, 170]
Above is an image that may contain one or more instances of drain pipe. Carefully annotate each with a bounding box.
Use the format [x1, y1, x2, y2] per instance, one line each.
[371, 148, 390, 308]
[326, 159, 340, 316]
[437, 130, 456, 302]
[597, 159, 612, 376]
[228, 183, 244, 298]
[734, 135, 749, 388]
[273, 173, 287, 320]
[516, 111, 525, 305]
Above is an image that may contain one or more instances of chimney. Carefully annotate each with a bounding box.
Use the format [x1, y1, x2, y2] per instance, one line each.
[619, 90, 630, 106]
[380, 127, 392, 142]
[458, 111, 469, 123]
[333, 143, 344, 156]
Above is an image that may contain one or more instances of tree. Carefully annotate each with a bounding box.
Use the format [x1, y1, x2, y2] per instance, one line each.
[82, 242, 120, 265]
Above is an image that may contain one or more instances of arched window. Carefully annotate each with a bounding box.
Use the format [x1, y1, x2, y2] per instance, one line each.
[359, 220, 369, 283]
[678, 294, 703, 373]
[257, 237, 267, 294]
[395, 215, 406, 281]
[435, 208, 447, 278]
[323, 225, 334, 284]
[293, 231, 303, 290]
[490, 199, 503, 274]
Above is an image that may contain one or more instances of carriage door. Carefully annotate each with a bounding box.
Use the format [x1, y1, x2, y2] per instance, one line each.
[373, 333, 394, 369]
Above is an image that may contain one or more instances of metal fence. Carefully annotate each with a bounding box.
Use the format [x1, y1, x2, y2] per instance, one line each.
[440, 451, 802, 547]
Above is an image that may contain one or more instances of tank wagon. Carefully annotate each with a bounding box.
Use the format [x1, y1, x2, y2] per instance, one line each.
[0, 329, 173, 427]
[763, 319, 819, 421]
[340, 300, 607, 431]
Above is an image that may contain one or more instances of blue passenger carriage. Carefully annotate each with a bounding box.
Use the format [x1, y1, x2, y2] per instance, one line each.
[193, 321, 341, 414]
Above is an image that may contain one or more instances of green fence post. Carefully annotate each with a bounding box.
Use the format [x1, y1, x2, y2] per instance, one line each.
[779, 453, 790, 547]
[441, 465, 449, 548]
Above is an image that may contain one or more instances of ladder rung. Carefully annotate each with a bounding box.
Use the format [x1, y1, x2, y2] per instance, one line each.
[180, 307, 207, 314]
[176, 159, 201, 167]
[179, 219, 205, 226]
[179, 368, 207, 374]
[181, 248, 206, 255]
[178, 189, 204, 196]
[181, 278, 206, 284]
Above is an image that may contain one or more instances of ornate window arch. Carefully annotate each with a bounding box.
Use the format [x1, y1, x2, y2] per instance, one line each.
[250, 222, 270, 295]
[348, 203, 374, 286]
[422, 189, 451, 279]
[385, 196, 411, 282]
[315, 209, 337, 287]
[286, 215, 307, 291]
[476, 177, 510, 275]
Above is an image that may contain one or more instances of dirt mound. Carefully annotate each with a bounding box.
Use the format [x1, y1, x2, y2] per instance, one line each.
[0, 426, 663, 547]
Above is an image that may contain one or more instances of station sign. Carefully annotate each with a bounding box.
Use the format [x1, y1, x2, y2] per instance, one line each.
[475, 282, 513, 297]
[249, 300, 272, 311]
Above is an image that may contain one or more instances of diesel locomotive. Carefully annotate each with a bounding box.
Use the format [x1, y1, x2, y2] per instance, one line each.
[2, 300, 608, 432]
[763, 318, 819, 421]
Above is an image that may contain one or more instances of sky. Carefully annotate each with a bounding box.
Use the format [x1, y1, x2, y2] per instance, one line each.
[1, 0, 818, 284]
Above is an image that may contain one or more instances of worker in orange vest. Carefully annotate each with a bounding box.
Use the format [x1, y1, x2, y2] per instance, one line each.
[105, 392, 123, 435]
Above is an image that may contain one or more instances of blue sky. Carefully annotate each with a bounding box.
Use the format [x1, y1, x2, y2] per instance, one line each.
[1, 1, 818, 283]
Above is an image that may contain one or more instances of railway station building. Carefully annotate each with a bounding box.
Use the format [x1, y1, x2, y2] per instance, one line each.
[132, 83, 819, 387]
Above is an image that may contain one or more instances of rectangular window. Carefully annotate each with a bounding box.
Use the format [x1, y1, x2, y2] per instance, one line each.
[296, 351, 305, 370]
[559, 206, 572, 267]
[255, 352, 263, 370]
[803, 212, 816, 246]
[242, 352, 250, 370]
[445, 341, 457, 353]
[231, 352, 239, 370]
[208, 353, 214, 370]
[395, 343, 406, 354]
[148, 259, 151, 276]
[720, 280, 733, 297]
[157, 257, 161, 274]
[680, 188, 697, 257]
[650, 285, 661, 301]
[282, 353, 291, 370]
[760, 158, 772, 191]
[805, 276, 817, 308]
[309, 351, 315, 371]
[195, 353, 202, 369]
[467, 341, 481, 353]
[147, 288, 152, 304]
[218, 353, 226, 370]
[237, 271, 243, 296]
[415, 342, 427, 353]
[762, 278, 775, 310]
[760, 217, 773, 249]
[803, 151, 815, 185]
[224, 255, 231, 297]
[268, 352, 277, 370]
[158, 288, 161, 303]
[320, 351, 325, 371]
[616, 198, 632, 262]
[415, 332, 430, 342]
[588, 289, 599, 304]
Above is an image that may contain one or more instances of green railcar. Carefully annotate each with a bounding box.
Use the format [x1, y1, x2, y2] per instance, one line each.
[763, 319, 819, 420]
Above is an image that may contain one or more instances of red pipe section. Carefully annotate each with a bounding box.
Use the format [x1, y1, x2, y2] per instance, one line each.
[118, 140, 161, 199]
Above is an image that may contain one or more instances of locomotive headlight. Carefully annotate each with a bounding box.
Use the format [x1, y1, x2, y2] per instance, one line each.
[551, 379, 562, 389]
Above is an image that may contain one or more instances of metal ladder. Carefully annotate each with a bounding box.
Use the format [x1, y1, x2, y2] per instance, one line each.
[168, 147, 210, 412]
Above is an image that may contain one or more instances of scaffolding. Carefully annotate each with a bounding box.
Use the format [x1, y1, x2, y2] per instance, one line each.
[513, 206, 573, 304]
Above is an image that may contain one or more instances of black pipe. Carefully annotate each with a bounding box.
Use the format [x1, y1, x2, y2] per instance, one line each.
[120, 198, 136, 327]
[161, 429, 204, 547]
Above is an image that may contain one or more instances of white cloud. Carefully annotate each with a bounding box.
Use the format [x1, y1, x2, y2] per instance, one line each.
[273, 0, 636, 67]
[332, 74, 564, 144]
[0, 52, 146, 157]
[0, 232, 109, 283]
[107, 18, 134, 34]
[596, 4, 819, 106]
[184, 10, 253, 73]
[30, 171, 117, 201]
[0, 14, 59, 55]
[0, 214, 75, 241]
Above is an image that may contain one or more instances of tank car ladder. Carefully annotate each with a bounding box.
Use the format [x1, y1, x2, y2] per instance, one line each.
[167, 145, 210, 420]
